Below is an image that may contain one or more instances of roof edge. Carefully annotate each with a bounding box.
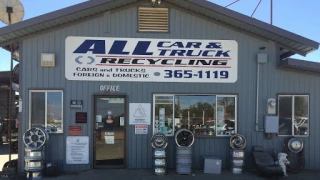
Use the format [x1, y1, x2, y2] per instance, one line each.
[279, 58, 320, 74]
[0, 0, 113, 35]
[187, 0, 319, 50]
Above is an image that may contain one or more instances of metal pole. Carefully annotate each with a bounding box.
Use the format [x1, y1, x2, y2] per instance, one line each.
[251, 0, 262, 17]
[9, 45, 13, 164]
[225, 0, 240, 8]
[7, 6, 13, 165]
[270, 0, 273, 25]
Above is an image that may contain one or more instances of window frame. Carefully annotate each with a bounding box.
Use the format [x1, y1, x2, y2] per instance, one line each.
[277, 94, 309, 137]
[29, 90, 64, 134]
[152, 93, 238, 137]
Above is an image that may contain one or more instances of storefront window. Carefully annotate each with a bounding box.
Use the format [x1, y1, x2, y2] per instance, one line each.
[278, 95, 309, 136]
[174, 95, 216, 136]
[153, 95, 174, 136]
[153, 94, 237, 137]
[29, 90, 63, 133]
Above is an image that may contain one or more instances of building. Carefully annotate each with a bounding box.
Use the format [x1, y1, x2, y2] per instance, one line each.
[0, 0, 319, 173]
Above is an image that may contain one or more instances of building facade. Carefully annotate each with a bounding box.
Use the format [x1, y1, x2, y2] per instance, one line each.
[0, 0, 319, 173]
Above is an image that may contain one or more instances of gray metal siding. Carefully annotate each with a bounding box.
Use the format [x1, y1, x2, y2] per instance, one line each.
[18, 5, 320, 172]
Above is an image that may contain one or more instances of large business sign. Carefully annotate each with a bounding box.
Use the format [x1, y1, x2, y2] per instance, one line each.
[65, 36, 238, 83]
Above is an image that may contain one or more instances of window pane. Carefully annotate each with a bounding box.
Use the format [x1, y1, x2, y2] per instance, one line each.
[216, 97, 236, 136]
[46, 92, 63, 133]
[278, 96, 292, 135]
[294, 96, 308, 136]
[175, 95, 215, 136]
[31, 92, 45, 128]
[154, 96, 174, 136]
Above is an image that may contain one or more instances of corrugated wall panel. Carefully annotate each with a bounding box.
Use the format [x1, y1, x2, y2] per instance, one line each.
[18, 5, 320, 173]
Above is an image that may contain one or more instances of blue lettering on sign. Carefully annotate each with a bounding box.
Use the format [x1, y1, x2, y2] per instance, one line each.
[164, 70, 229, 79]
[72, 39, 231, 57]
[215, 50, 230, 57]
[206, 42, 222, 49]
[108, 41, 129, 55]
[73, 40, 105, 54]
[132, 41, 153, 55]
[157, 41, 203, 48]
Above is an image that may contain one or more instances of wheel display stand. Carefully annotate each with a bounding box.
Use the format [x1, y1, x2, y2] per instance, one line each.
[23, 127, 49, 179]
[174, 128, 195, 175]
[229, 134, 247, 174]
[151, 133, 168, 176]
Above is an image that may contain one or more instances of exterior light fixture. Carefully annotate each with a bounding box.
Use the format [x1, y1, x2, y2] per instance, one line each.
[41, 53, 55, 67]
[151, 0, 161, 6]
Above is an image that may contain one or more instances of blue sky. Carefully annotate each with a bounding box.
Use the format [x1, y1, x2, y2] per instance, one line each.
[0, 0, 319, 71]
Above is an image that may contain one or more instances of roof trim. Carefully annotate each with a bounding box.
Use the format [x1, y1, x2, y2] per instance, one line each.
[0, 0, 318, 58]
[0, 0, 113, 36]
[279, 58, 320, 74]
[186, 0, 319, 50]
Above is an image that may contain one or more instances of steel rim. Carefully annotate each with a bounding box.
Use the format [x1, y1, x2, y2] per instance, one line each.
[151, 133, 168, 149]
[230, 134, 247, 150]
[287, 137, 303, 153]
[23, 127, 49, 149]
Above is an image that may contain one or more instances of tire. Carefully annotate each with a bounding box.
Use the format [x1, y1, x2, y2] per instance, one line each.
[175, 129, 194, 147]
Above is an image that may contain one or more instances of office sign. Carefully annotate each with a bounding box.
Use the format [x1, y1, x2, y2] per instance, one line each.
[65, 36, 238, 83]
[100, 84, 120, 92]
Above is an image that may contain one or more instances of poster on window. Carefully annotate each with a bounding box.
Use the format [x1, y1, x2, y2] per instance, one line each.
[129, 103, 151, 125]
[156, 108, 174, 136]
[217, 106, 225, 120]
[105, 135, 114, 144]
[66, 136, 89, 164]
[159, 108, 166, 133]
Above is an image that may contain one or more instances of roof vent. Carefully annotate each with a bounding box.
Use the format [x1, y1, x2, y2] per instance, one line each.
[138, 7, 168, 32]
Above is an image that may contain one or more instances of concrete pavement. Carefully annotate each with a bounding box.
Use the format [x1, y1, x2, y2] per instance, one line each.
[43, 169, 320, 180]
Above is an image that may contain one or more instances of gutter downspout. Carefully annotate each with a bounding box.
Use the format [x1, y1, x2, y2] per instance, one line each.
[256, 52, 268, 132]
[255, 63, 260, 131]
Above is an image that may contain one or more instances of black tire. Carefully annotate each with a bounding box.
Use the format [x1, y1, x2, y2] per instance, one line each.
[175, 128, 194, 147]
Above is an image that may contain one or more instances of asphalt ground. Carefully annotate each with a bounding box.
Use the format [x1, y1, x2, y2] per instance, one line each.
[42, 168, 320, 180]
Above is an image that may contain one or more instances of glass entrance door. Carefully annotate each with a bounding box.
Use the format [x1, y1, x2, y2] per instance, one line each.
[94, 96, 126, 168]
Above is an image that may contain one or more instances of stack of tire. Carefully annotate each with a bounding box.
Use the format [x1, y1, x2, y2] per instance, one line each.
[175, 128, 195, 175]
[23, 127, 49, 179]
[151, 133, 168, 175]
[229, 134, 247, 174]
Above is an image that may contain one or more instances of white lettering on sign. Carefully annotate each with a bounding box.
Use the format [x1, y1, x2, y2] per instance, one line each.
[100, 85, 120, 92]
[65, 37, 238, 83]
